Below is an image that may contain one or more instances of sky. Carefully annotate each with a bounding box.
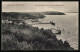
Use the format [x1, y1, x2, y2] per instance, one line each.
[2, 1, 78, 12]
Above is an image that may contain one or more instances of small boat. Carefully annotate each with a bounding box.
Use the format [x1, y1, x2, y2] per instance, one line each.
[50, 21, 55, 25]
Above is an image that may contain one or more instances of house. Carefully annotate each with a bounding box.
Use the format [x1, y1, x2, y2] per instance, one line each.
[2, 18, 13, 23]
[8, 21, 12, 23]
[2, 16, 26, 25]
[2, 19, 9, 23]
[2, 19, 8, 23]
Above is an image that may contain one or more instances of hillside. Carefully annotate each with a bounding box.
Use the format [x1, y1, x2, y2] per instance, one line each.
[1, 23, 74, 50]
[2, 12, 45, 20]
[2, 11, 65, 20]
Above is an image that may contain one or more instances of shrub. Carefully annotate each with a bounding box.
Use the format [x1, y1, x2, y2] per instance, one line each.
[1, 24, 74, 50]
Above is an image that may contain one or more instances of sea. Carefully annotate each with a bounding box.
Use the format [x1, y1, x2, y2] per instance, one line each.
[25, 13, 78, 50]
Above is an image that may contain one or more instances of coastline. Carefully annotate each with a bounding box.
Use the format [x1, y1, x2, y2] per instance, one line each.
[1, 12, 78, 50]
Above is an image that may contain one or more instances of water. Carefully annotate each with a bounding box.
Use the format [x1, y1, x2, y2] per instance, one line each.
[26, 13, 78, 50]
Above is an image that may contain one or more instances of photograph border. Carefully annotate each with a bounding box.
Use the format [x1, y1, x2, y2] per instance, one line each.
[1, 0, 79, 52]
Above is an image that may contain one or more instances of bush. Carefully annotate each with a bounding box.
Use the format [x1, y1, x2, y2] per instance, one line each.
[1, 24, 74, 50]
[1, 34, 17, 50]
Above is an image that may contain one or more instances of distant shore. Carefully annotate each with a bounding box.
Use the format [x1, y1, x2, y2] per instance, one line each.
[2, 11, 65, 19]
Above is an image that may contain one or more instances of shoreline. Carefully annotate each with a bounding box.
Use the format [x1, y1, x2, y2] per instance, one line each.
[30, 23, 78, 50]
[26, 17, 78, 50]
[1, 12, 78, 50]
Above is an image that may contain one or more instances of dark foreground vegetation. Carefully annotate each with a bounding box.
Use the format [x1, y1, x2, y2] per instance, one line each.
[1, 23, 74, 50]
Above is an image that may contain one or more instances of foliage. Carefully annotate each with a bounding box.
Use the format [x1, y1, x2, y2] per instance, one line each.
[1, 24, 74, 50]
[2, 12, 45, 20]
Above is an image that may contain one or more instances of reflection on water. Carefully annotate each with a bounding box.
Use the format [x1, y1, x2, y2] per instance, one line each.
[25, 13, 78, 50]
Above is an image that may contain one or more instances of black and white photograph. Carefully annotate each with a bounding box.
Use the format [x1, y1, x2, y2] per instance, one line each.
[1, 1, 79, 50]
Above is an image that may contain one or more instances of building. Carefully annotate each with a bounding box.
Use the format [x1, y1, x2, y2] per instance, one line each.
[2, 19, 12, 24]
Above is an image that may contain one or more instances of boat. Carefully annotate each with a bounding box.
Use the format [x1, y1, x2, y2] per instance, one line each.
[50, 21, 55, 25]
